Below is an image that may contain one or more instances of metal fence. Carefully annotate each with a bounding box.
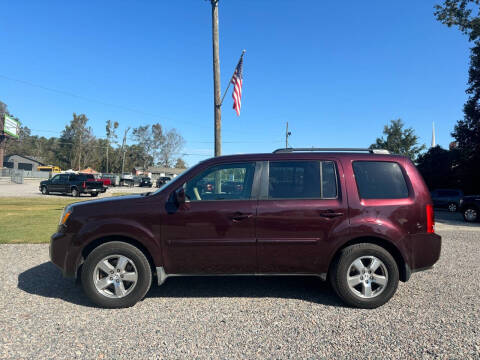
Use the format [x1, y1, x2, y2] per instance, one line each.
[0, 168, 50, 184]
[10, 170, 24, 184]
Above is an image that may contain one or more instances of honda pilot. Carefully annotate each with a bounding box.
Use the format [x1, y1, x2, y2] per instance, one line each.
[50, 148, 441, 309]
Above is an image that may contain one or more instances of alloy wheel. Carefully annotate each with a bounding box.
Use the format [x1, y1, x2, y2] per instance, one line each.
[465, 208, 478, 222]
[448, 203, 457, 212]
[346, 256, 389, 299]
[93, 255, 138, 298]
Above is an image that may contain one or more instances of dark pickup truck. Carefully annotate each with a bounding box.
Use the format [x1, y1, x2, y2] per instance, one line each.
[40, 173, 106, 197]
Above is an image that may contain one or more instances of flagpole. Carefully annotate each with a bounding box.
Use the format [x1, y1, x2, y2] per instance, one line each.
[219, 50, 246, 107]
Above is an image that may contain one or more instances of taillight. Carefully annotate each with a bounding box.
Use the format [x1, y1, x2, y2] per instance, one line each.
[82, 181, 86, 189]
[426, 204, 435, 233]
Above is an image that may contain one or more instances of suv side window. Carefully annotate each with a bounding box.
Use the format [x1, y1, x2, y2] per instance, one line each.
[59, 174, 69, 182]
[51, 175, 62, 183]
[353, 161, 408, 199]
[185, 162, 255, 201]
[268, 161, 338, 199]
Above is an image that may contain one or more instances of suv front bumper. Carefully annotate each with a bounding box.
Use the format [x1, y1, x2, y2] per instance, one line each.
[50, 232, 79, 278]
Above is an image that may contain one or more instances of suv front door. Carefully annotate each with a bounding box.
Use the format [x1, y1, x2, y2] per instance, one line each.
[162, 161, 259, 274]
[256, 160, 348, 274]
[49, 174, 65, 193]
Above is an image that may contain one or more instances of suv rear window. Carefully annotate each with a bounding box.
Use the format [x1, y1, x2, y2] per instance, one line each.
[353, 161, 408, 199]
[268, 161, 337, 199]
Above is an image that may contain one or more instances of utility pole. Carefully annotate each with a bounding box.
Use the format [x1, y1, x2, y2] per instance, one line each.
[121, 127, 130, 175]
[285, 122, 291, 149]
[211, 0, 222, 157]
[0, 102, 8, 169]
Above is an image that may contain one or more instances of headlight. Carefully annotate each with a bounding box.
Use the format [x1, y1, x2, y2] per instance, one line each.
[59, 205, 73, 226]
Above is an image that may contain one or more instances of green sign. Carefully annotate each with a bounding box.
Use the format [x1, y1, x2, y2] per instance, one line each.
[3, 114, 20, 139]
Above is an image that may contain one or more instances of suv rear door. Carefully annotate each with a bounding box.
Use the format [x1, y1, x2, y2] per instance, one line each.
[256, 159, 349, 273]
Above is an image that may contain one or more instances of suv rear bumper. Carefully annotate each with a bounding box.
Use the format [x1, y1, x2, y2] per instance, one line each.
[409, 232, 442, 272]
[81, 187, 107, 194]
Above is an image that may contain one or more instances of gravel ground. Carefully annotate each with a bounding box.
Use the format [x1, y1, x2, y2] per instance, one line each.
[0, 230, 479, 359]
[0, 179, 150, 198]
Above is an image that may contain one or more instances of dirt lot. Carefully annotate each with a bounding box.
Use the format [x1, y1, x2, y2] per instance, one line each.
[0, 179, 150, 198]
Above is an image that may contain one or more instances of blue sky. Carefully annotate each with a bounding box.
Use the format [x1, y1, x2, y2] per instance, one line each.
[0, 0, 471, 165]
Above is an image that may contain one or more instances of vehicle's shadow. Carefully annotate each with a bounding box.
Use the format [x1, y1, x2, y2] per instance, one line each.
[17, 262, 92, 307]
[18, 262, 343, 307]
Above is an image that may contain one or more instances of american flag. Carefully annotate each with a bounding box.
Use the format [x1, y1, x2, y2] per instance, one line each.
[231, 56, 243, 116]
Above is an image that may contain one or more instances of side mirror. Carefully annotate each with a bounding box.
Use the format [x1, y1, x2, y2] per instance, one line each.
[175, 187, 186, 205]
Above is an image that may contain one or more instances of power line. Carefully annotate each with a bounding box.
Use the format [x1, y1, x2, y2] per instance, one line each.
[0, 73, 203, 129]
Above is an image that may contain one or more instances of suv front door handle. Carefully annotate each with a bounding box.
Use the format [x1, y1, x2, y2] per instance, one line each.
[231, 212, 253, 222]
[318, 210, 344, 218]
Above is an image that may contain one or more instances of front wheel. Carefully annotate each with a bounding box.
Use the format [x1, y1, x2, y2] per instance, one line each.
[329, 243, 399, 309]
[81, 242, 152, 308]
[41, 186, 49, 195]
[463, 207, 478, 222]
[91, 192, 99, 197]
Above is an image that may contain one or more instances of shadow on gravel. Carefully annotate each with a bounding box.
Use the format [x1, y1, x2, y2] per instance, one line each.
[147, 275, 343, 307]
[17, 262, 93, 307]
[18, 262, 343, 307]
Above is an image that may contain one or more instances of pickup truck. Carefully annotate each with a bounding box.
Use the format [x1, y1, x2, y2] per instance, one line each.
[40, 173, 106, 197]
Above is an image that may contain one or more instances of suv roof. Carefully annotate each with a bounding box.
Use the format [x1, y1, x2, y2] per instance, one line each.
[273, 147, 390, 154]
[200, 149, 405, 165]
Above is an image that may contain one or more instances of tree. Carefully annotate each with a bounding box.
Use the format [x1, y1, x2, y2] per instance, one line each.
[370, 119, 426, 160]
[131, 123, 185, 169]
[59, 113, 93, 170]
[435, 0, 480, 41]
[131, 124, 163, 170]
[436, 0, 480, 192]
[416, 146, 462, 190]
[105, 120, 119, 173]
[174, 158, 187, 169]
[158, 129, 185, 168]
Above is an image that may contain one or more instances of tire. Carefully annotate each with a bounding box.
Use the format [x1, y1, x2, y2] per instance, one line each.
[41, 186, 49, 195]
[448, 202, 458, 212]
[71, 187, 80, 197]
[81, 241, 152, 308]
[91, 192, 99, 197]
[463, 207, 478, 222]
[329, 243, 399, 309]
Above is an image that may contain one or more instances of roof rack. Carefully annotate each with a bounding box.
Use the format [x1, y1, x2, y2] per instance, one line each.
[272, 148, 390, 154]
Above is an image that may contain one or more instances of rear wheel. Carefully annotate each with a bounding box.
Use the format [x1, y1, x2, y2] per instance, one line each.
[329, 243, 399, 309]
[91, 192, 99, 197]
[81, 242, 152, 308]
[71, 188, 80, 197]
[463, 207, 478, 222]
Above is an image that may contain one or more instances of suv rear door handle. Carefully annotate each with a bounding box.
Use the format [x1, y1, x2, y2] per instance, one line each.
[318, 210, 344, 218]
[231, 212, 253, 222]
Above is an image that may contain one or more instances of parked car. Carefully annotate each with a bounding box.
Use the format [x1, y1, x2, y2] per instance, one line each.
[119, 174, 134, 187]
[40, 173, 106, 197]
[100, 174, 120, 187]
[139, 177, 152, 187]
[92, 175, 111, 187]
[156, 176, 172, 188]
[50, 148, 441, 309]
[430, 189, 464, 212]
[459, 195, 480, 222]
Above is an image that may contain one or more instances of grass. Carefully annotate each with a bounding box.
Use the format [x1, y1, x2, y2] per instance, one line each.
[0, 194, 131, 244]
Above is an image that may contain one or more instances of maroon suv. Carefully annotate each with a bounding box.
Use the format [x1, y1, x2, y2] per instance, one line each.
[50, 148, 441, 309]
